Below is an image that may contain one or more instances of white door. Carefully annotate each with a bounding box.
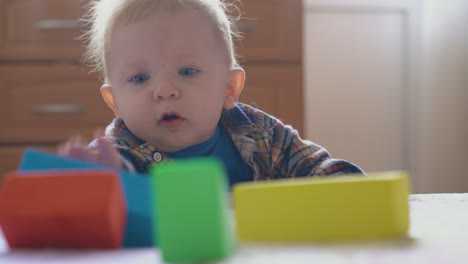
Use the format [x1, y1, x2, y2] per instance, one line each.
[304, 0, 419, 174]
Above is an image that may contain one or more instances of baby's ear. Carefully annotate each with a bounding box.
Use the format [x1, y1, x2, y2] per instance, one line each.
[224, 68, 245, 110]
[100, 84, 120, 117]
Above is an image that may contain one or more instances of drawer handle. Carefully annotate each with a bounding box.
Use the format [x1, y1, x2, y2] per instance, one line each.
[32, 104, 84, 114]
[235, 21, 257, 33]
[36, 20, 83, 31]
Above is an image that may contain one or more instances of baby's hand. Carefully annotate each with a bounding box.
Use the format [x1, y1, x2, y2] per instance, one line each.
[57, 129, 122, 169]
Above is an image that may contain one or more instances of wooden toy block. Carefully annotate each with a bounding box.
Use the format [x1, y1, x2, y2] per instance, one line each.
[0, 170, 126, 249]
[233, 171, 410, 242]
[149, 158, 234, 262]
[19, 148, 153, 248]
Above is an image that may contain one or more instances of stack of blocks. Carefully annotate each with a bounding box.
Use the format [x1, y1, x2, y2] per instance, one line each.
[0, 148, 411, 263]
[11, 149, 153, 248]
[0, 170, 126, 249]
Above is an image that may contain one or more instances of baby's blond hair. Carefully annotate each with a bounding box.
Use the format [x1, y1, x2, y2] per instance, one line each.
[82, 0, 241, 80]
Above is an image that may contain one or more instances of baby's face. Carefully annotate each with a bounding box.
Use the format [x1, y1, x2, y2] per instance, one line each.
[104, 8, 233, 152]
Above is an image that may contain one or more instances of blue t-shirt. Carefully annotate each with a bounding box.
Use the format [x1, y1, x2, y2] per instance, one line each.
[167, 125, 253, 187]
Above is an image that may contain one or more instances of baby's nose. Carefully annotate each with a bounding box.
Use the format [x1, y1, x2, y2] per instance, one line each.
[153, 81, 180, 101]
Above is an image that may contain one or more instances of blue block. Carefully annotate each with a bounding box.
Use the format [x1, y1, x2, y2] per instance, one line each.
[19, 148, 154, 248]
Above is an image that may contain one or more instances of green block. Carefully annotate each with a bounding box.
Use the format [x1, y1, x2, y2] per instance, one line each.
[149, 158, 234, 262]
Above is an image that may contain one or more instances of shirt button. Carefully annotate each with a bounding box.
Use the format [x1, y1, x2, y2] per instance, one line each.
[153, 152, 163, 162]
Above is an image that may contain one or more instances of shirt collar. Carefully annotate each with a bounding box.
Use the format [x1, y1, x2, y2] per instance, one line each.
[220, 103, 277, 135]
[105, 103, 277, 149]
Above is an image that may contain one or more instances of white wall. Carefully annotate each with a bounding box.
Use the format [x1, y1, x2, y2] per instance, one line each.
[415, 0, 468, 193]
[304, 0, 468, 193]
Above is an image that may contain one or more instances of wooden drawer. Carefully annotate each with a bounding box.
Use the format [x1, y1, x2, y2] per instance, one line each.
[0, 146, 55, 184]
[234, 0, 302, 62]
[0, 65, 113, 143]
[240, 65, 303, 134]
[0, 0, 89, 60]
[0, 146, 23, 182]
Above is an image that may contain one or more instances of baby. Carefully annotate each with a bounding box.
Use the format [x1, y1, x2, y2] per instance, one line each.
[59, 0, 364, 186]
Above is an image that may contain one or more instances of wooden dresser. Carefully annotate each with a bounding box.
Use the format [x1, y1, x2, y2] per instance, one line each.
[0, 0, 303, 181]
[0, 0, 111, 180]
[236, 0, 303, 135]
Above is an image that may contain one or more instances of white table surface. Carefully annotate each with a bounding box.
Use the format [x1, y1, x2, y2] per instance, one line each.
[1, 193, 467, 264]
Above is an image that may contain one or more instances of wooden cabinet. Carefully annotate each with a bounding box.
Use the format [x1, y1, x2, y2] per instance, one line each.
[234, 0, 302, 62]
[0, 0, 303, 181]
[241, 65, 303, 133]
[0, 65, 112, 143]
[0, 0, 89, 60]
[0, 147, 24, 183]
[235, 0, 304, 133]
[0, 146, 55, 184]
[0, 0, 108, 182]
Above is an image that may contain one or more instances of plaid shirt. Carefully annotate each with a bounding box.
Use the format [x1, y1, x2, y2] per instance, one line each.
[98, 103, 364, 179]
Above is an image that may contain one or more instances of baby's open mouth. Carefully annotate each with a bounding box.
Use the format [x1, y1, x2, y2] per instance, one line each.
[161, 114, 180, 121]
[158, 112, 185, 127]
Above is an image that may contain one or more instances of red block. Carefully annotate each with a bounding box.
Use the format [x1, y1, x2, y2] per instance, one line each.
[0, 170, 127, 249]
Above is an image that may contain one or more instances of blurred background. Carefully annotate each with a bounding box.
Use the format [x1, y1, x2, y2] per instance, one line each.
[303, 0, 467, 193]
[0, 0, 466, 194]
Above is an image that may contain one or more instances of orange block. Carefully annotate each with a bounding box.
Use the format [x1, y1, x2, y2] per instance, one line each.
[0, 170, 127, 249]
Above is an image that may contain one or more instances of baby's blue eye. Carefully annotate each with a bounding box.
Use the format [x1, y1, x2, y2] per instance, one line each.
[178, 68, 198, 77]
[130, 74, 149, 84]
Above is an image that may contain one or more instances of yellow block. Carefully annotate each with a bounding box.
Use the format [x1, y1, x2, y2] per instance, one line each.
[233, 171, 410, 242]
